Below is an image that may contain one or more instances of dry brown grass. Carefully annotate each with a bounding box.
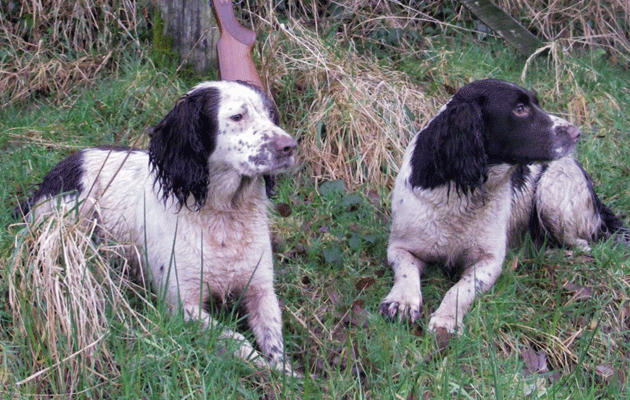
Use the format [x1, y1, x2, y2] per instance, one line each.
[251, 1, 448, 190]
[8, 208, 153, 392]
[0, 37, 114, 107]
[0, 0, 148, 107]
[498, 0, 630, 63]
[262, 18, 436, 189]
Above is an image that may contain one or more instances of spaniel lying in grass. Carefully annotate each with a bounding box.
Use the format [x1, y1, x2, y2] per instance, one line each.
[381, 79, 628, 333]
[20, 81, 298, 372]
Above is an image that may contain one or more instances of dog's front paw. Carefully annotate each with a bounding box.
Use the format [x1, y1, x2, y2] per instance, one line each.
[428, 311, 463, 334]
[379, 289, 422, 323]
[270, 357, 301, 377]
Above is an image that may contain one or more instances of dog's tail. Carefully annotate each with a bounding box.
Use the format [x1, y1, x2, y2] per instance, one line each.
[572, 160, 629, 247]
[594, 196, 630, 246]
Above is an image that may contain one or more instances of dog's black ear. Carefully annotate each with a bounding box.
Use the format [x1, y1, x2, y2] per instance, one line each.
[410, 96, 487, 194]
[149, 87, 221, 209]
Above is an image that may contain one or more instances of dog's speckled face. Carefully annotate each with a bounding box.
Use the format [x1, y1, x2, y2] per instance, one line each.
[193, 81, 297, 176]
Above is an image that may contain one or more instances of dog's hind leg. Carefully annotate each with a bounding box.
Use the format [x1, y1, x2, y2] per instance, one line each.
[536, 156, 627, 249]
[380, 246, 425, 323]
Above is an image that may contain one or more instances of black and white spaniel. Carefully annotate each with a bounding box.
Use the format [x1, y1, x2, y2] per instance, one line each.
[20, 81, 298, 371]
[380, 79, 628, 333]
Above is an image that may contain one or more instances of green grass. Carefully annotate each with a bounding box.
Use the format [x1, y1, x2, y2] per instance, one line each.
[1, 17, 630, 400]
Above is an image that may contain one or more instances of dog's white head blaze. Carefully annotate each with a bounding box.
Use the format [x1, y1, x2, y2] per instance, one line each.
[149, 81, 297, 209]
[202, 82, 298, 176]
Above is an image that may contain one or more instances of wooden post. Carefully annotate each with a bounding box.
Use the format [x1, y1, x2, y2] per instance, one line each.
[157, 0, 220, 75]
[460, 0, 542, 57]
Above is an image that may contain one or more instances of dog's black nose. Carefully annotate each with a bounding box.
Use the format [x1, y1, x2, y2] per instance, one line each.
[567, 125, 581, 142]
[557, 124, 581, 144]
[274, 135, 297, 157]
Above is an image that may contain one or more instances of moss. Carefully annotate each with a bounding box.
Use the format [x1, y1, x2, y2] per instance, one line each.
[150, 10, 178, 68]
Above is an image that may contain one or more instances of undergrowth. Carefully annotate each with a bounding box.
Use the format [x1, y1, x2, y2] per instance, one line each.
[0, 0, 629, 398]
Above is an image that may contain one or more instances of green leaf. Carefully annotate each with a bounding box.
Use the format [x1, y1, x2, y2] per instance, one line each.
[319, 180, 345, 196]
[322, 245, 343, 265]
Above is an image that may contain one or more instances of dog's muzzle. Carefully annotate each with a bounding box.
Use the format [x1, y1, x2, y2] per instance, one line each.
[551, 117, 581, 158]
[273, 134, 298, 160]
[248, 132, 298, 173]
[556, 123, 581, 144]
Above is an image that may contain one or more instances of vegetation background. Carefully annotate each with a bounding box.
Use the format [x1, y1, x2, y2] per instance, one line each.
[1, 0, 629, 398]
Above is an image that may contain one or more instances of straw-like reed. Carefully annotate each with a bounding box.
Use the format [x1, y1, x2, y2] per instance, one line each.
[8, 208, 151, 392]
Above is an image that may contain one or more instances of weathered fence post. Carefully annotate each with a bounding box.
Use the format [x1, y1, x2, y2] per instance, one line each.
[459, 0, 542, 57]
[157, 0, 220, 75]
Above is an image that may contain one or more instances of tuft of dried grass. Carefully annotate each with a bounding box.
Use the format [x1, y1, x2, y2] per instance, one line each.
[0, 0, 148, 107]
[262, 18, 436, 190]
[0, 33, 114, 107]
[8, 207, 152, 392]
[497, 0, 630, 64]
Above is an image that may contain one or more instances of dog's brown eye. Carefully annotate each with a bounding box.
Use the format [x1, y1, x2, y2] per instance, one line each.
[514, 104, 529, 117]
[230, 114, 243, 122]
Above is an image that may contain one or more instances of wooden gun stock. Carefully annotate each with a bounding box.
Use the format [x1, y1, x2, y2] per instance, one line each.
[211, 0, 264, 90]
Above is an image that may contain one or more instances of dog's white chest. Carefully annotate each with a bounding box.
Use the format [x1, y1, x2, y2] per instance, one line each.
[391, 177, 512, 266]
